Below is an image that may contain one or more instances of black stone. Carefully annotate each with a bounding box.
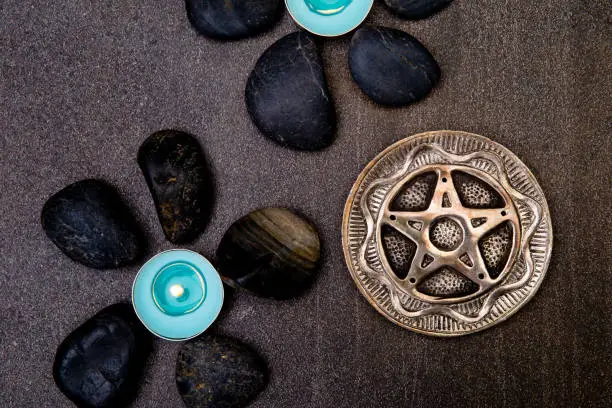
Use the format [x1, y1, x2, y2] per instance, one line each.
[349, 26, 441, 107]
[41, 179, 144, 269]
[176, 334, 268, 408]
[383, 0, 454, 20]
[137, 130, 213, 244]
[53, 304, 153, 408]
[245, 32, 336, 151]
[216, 207, 321, 300]
[185, 0, 283, 40]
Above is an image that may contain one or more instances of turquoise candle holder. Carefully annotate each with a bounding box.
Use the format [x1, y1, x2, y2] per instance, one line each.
[132, 250, 224, 341]
[286, 0, 373, 37]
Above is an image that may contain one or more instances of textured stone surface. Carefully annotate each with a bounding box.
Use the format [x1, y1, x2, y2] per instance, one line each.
[185, 0, 283, 40]
[41, 179, 145, 269]
[349, 26, 441, 106]
[246, 32, 336, 150]
[383, 0, 454, 19]
[53, 304, 153, 408]
[176, 335, 268, 408]
[216, 208, 321, 300]
[0, 1, 610, 407]
[138, 129, 213, 244]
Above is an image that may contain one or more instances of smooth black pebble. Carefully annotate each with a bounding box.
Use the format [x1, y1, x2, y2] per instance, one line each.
[176, 334, 268, 408]
[41, 179, 144, 269]
[53, 304, 153, 408]
[186, 0, 283, 40]
[383, 0, 454, 19]
[216, 207, 321, 300]
[138, 130, 213, 244]
[349, 26, 441, 107]
[245, 32, 336, 151]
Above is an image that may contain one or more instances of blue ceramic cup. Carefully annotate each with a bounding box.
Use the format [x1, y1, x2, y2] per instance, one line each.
[132, 249, 224, 341]
[286, 0, 373, 37]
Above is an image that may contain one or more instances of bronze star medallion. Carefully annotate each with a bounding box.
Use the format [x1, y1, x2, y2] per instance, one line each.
[342, 131, 553, 336]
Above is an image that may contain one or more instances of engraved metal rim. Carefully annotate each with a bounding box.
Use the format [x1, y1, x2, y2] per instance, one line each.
[342, 130, 553, 336]
[377, 164, 521, 304]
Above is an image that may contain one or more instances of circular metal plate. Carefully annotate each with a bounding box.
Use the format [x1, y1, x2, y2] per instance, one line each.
[342, 131, 553, 336]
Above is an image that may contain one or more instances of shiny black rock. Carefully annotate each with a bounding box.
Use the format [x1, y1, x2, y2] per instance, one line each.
[349, 26, 441, 107]
[186, 0, 283, 40]
[176, 335, 268, 408]
[137, 130, 213, 244]
[216, 208, 321, 300]
[53, 304, 153, 408]
[245, 32, 336, 151]
[41, 179, 144, 269]
[383, 0, 454, 20]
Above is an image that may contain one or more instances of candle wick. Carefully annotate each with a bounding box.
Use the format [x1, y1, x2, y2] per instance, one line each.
[170, 284, 185, 298]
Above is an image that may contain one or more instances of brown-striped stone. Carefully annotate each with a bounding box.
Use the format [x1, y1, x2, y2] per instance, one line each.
[216, 207, 320, 300]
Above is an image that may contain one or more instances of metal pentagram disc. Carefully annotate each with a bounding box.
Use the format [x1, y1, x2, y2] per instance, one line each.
[342, 131, 553, 336]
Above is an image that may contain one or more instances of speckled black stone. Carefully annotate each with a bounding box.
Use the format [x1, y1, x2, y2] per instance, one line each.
[216, 207, 321, 300]
[383, 0, 454, 20]
[137, 130, 213, 244]
[41, 179, 145, 269]
[176, 334, 268, 408]
[349, 26, 441, 107]
[53, 304, 153, 408]
[245, 32, 336, 151]
[185, 0, 283, 40]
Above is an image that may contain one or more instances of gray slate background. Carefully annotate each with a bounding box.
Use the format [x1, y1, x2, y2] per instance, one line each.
[1, 1, 610, 407]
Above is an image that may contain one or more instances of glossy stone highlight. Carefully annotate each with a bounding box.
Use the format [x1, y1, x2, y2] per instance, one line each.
[245, 32, 336, 150]
[349, 26, 441, 106]
[138, 130, 213, 244]
[41, 179, 144, 269]
[185, 0, 283, 40]
[53, 304, 153, 408]
[176, 335, 268, 408]
[383, 0, 454, 20]
[216, 207, 321, 299]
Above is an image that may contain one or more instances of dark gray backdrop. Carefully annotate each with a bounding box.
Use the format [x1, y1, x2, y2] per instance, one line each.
[1, 1, 610, 407]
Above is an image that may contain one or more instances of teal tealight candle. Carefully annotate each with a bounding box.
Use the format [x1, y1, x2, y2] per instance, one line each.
[286, 0, 373, 37]
[132, 250, 223, 341]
